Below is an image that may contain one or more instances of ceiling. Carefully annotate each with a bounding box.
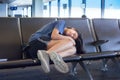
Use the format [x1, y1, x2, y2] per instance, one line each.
[9, 0, 32, 6]
[0, 0, 31, 6]
[0, 0, 56, 6]
[0, 0, 17, 3]
[0, 0, 32, 6]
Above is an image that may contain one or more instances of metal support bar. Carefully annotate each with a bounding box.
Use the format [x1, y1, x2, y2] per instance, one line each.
[111, 57, 120, 69]
[69, 62, 78, 76]
[101, 59, 109, 71]
[79, 61, 93, 80]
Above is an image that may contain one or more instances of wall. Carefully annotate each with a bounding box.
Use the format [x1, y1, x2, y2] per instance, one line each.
[0, 3, 8, 17]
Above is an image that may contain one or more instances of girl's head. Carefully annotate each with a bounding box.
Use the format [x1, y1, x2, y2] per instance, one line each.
[64, 27, 78, 39]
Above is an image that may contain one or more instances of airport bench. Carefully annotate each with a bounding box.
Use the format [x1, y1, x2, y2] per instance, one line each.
[0, 17, 120, 80]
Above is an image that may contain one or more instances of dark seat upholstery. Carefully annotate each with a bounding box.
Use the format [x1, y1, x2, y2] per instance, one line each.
[92, 19, 120, 71]
[20, 17, 56, 45]
[0, 18, 22, 60]
[92, 19, 120, 52]
[1, 18, 120, 80]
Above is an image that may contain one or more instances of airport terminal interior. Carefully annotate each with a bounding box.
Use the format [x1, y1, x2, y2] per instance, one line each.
[0, 0, 120, 80]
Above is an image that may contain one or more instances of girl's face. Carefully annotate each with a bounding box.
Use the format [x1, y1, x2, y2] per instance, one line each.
[65, 28, 78, 39]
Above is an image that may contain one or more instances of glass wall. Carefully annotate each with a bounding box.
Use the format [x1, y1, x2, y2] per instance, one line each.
[86, 0, 101, 18]
[43, 2, 49, 17]
[104, 0, 120, 18]
[44, 0, 102, 18]
[6, 0, 120, 18]
[28, 6, 31, 17]
[60, 0, 69, 17]
[51, 0, 58, 17]
[71, 0, 82, 17]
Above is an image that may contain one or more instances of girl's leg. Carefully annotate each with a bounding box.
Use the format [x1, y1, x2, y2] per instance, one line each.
[47, 39, 75, 54]
[45, 39, 76, 73]
[57, 46, 76, 57]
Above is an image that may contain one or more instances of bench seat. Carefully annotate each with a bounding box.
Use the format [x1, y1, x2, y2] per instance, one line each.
[0, 51, 118, 69]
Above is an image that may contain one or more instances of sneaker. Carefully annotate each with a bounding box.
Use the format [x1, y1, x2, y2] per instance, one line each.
[37, 50, 50, 73]
[49, 52, 69, 73]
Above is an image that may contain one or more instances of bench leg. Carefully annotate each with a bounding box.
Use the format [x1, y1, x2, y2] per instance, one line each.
[111, 57, 120, 69]
[69, 62, 78, 76]
[101, 59, 109, 71]
[79, 61, 93, 80]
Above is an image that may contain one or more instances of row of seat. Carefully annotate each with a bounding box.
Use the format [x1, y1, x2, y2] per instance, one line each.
[0, 17, 120, 80]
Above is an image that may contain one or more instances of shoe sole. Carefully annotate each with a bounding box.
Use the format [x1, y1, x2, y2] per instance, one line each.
[37, 50, 50, 73]
[50, 52, 69, 73]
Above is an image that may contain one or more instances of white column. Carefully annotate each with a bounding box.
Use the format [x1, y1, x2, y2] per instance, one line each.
[32, 0, 43, 17]
[0, 3, 8, 17]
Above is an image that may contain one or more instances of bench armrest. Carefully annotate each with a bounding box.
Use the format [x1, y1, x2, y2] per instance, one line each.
[90, 40, 109, 46]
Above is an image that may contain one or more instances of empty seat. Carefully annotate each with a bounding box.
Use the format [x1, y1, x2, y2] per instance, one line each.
[92, 18, 120, 71]
[0, 18, 22, 60]
[92, 18, 120, 52]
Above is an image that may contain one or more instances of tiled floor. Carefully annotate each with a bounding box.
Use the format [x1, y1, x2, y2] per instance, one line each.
[0, 60, 120, 80]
